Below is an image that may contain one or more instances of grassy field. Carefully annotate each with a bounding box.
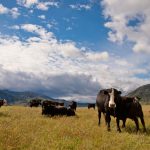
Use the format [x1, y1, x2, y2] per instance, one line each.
[0, 105, 150, 150]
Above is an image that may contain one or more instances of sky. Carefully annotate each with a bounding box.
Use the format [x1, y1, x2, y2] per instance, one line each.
[0, 0, 150, 102]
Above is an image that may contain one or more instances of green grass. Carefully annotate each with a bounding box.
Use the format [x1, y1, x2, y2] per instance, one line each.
[0, 105, 150, 150]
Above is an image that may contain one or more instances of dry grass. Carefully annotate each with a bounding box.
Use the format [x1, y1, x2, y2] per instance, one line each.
[0, 105, 150, 150]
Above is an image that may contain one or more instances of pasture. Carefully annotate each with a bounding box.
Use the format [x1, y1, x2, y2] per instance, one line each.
[0, 105, 150, 150]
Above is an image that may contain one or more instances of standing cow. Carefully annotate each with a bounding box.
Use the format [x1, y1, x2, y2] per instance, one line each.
[88, 103, 95, 110]
[96, 88, 122, 131]
[96, 88, 146, 132]
[115, 96, 146, 132]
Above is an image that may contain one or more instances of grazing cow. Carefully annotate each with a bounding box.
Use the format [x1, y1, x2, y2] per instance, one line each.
[96, 88, 122, 131]
[29, 99, 42, 107]
[88, 103, 95, 110]
[69, 101, 77, 111]
[0, 99, 7, 107]
[42, 102, 75, 116]
[115, 96, 146, 132]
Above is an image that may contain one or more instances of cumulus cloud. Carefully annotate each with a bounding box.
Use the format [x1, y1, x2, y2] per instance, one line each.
[86, 51, 109, 61]
[70, 4, 91, 10]
[1, 23, 150, 101]
[0, 4, 20, 18]
[20, 24, 54, 40]
[17, 0, 59, 9]
[0, 4, 9, 14]
[36, 1, 59, 10]
[17, 0, 38, 8]
[102, 0, 150, 53]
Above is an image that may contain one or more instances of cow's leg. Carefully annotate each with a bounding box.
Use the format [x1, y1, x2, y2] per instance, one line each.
[133, 117, 139, 132]
[116, 118, 121, 132]
[98, 110, 101, 126]
[140, 117, 146, 132]
[106, 113, 111, 131]
[122, 118, 126, 128]
[103, 113, 107, 125]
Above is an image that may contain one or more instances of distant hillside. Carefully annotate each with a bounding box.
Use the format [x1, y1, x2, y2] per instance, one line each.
[0, 90, 50, 104]
[127, 84, 150, 103]
[0, 89, 90, 106]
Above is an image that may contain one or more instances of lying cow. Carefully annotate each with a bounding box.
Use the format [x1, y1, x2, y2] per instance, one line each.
[0, 99, 7, 107]
[88, 103, 95, 110]
[42, 100, 64, 107]
[42, 103, 75, 116]
[69, 101, 77, 111]
[29, 99, 42, 107]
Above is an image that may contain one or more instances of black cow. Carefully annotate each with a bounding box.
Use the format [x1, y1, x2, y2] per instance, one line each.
[115, 96, 146, 132]
[69, 101, 77, 111]
[96, 88, 122, 131]
[96, 88, 146, 132]
[88, 103, 95, 110]
[29, 99, 42, 107]
[42, 102, 75, 116]
[42, 100, 64, 107]
[0, 99, 7, 107]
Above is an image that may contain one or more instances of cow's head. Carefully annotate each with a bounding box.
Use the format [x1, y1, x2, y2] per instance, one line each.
[103, 88, 121, 109]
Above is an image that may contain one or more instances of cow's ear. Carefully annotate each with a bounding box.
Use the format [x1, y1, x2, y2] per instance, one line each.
[118, 91, 122, 95]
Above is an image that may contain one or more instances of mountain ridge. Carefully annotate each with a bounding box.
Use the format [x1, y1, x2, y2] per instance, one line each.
[127, 84, 150, 103]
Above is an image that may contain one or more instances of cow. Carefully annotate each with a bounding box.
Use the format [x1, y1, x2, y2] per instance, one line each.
[42, 101, 75, 116]
[0, 99, 7, 107]
[115, 96, 146, 132]
[29, 99, 42, 107]
[88, 103, 95, 110]
[42, 100, 64, 107]
[96, 88, 122, 131]
[69, 101, 77, 111]
[96, 88, 146, 132]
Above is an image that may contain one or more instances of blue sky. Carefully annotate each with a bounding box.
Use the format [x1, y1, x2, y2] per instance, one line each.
[0, 0, 150, 102]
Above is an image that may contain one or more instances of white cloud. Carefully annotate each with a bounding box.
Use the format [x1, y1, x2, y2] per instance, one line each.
[20, 24, 54, 40]
[10, 25, 20, 30]
[0, 4, 9, 14]
[1, 23, 150, 101]
[0, 4, 20, 18]
[86, 51, 109, 61]
[10, 7, 20, 18]
[102, 0, 150, 53]
[70, 4, 91, 10]
[17, 0, 59, 9]
[38, 15, 45, 19]
[36, 2, 59, 10]
[17, 0, 38, 8]
[47, 23, 52, 29]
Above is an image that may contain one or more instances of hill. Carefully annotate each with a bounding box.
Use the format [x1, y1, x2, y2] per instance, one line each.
[127, 84, 150, 103]
[0, 90, 50, 104]
[0, 89, 90, 106]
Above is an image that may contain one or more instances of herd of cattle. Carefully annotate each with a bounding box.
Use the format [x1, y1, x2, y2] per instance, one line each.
[28, 99, 77, 116]
[0, 87, 147, 132]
